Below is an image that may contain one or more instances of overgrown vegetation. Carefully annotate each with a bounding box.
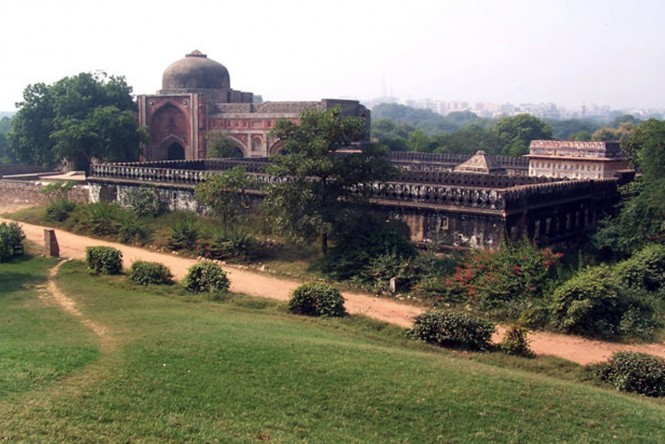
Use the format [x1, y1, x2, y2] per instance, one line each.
[122, 186, 167, 218]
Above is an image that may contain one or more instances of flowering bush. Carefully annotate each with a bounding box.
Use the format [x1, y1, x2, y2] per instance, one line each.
[441, 240, 563, 310]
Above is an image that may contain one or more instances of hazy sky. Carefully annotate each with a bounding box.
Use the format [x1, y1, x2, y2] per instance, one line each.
[2, 0, 664, 111]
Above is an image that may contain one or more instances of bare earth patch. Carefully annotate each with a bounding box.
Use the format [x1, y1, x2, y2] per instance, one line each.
[36, 260, 115, 353]
[8, 216, 665, 366]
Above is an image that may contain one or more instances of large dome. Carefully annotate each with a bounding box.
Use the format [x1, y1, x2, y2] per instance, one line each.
[162, 50, 230, 90]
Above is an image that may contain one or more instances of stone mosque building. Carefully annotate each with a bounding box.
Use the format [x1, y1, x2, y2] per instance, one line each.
[137, 50, 369, 161]
[83, 50, 633, 249]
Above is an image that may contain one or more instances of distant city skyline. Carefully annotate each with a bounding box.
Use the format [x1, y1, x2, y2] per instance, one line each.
[2, 0, 664, 112]
[361, 96, 665, 121]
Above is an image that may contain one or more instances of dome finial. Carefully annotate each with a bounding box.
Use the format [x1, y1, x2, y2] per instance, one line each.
[186, 50, 207, 58]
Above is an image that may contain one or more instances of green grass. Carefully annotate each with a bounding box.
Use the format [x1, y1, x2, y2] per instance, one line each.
[1, 258, 665, 442]
[0, 255, 98, 402]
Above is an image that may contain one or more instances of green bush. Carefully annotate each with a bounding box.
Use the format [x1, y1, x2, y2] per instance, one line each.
[288, 282, 346, 318]
[588, 351, 665, 397]
[313, 216, 416, 282]
[167, 216, 199, 251]
[45, 199, 77, 222]
[615, 244, 665, 293]
[499, 326, 535, 358]
[198, 231, 255, 262]
[73, 202, 124, 236]
[0, 222, 26, 260]
[86, 246, 123, 275]
[129, 261, 173, 286]
[123, 186, 167, 218]
[550, 265, 659, 339]
[0, 238, 6, 261]
[117, 212, 147, 244]
[355, 252, 419, 293]
[183, 262, 230, 294]
[409, 310, 495, 351]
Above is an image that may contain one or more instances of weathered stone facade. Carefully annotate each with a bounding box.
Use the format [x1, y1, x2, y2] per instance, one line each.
[137, 51, 369, 160]
[0, 179, 89, 207]
[528, 140, 631, 179]
[87, 156, 623, 249]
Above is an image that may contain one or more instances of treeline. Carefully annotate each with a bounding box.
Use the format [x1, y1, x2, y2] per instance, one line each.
[371, 103, 642, 156]
[0, 116, 14, 164]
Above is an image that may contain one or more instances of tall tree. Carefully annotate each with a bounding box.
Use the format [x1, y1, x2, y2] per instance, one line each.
[195, 166, 252, 236]
[264, 107, 397, 254]
[594, 119, 665, 256]
[492, 114, 553, 156]
[9, 72, 145, 170]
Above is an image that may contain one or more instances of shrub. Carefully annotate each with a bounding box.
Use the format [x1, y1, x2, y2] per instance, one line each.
[45, 199, 77, 222]
[0, 222, 26, 260]
[313, 216, 416, 282]
[117, 212, 147, 244]
[0, 221, 26, 247]
[499, 326, 535, 358]
[355, 252, 419, 293]
[199, 231, 255, 262]
[41, 180, 75, 202]
[615, 244, 665, 293]
[73, 202, 124, 236]
[588, 351, 665, 397]
[167, 216, 199, 251]
[183, 262, 230, 294]
[550, 265, 659, 339]
[409, 310, 495, 351]
[442, 240, 562, 311]
[86, 246, 123, 275]
[129, 261, 173, 286]
[123, 186, 167, 218]
[288, 282, 346, 318]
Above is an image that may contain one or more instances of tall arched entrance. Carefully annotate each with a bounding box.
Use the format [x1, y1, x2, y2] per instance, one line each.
[167, 143, 185, 160]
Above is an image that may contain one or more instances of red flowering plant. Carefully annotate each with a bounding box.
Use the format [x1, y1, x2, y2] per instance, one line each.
[442, 240, 563, 311]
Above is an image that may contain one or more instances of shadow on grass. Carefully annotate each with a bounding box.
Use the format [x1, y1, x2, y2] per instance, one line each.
[0, 254, 49, 294]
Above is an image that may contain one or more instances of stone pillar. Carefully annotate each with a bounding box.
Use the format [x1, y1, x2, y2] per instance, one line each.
[44, 229, 60, 257]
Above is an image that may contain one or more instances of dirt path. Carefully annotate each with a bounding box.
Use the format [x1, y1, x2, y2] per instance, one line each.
[36, 260, 115, 353]
[7, 214, 665, 366]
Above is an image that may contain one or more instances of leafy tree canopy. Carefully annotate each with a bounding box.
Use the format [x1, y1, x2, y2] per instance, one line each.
[264, 107, 397, 254]
[492, 114, 553, 156]
[195, 166, 253, 236]
[9, 72, 145, 170]
[206, 131, 244, 158]
[594, 119, 665, 256]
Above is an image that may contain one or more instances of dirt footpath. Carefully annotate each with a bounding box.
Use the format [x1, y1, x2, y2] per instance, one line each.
[6, 215, 665, 366]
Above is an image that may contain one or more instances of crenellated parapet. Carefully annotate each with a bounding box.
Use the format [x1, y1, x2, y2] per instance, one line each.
[503, 178, 619, 210]
[371, 181, 506, 211]
[398, 170, 555, 188]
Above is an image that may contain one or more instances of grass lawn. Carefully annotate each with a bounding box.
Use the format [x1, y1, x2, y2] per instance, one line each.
[0, 255, 98, 401]
[1, 257, 665, 442]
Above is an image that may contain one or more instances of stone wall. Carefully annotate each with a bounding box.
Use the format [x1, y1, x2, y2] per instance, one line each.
[0, 179, 89, 208]
[0, 165, 55, 177]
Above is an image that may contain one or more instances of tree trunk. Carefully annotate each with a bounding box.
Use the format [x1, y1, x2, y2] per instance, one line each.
[321, 232, 328, 255]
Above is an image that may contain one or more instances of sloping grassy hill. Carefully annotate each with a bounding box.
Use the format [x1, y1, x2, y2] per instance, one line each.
[1, 258, 665, 443]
